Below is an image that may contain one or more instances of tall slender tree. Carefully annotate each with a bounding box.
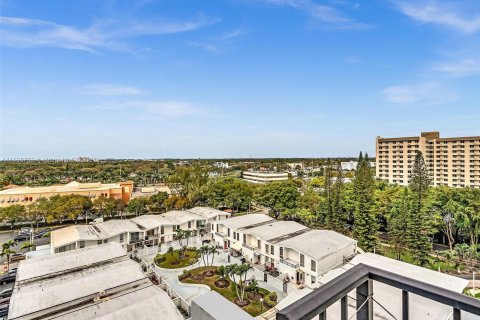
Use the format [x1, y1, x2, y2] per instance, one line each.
[331, 163, 346, 232]
[388, 188, 410, 260]
[353, 152, 379, 252]
[323, 159, 334, 227]
[407, 151, 433, 266]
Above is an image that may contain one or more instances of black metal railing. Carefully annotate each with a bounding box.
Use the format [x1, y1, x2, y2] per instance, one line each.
[276, 263, 480, 320]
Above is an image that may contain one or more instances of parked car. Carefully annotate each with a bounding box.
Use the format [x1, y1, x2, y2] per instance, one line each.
[20, 227, 33, 234]
[13, 234, 29, 242]
[0, 304, 9, 316]
[10, 253, 25, 263]
[0, 274, 15, 285]
[8, 268, 17, 275]
[34, 228, 51, 239]
[0, 297, 10, 306]
[0, 289, 12, 298]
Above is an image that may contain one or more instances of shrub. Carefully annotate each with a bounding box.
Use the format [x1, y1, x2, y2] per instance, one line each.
[188, 258, 197, 265]
[186, 247, 197, 252]
[264, 292, 277, 308]
[154, 254, 166, 265]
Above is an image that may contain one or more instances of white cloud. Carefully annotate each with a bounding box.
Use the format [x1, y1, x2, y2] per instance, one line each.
[383, 82, 458, 105]
[189, 28, 245, 53]
[262, 0, 368, 29]
[98, 100, 202, 117]
[0, 15, 216, 52]
[395, 1, 480, 33]
[75, 84, 144, 96]
[434, 58, 480, 77]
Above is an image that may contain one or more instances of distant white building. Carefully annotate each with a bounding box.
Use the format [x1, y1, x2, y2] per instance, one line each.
[242, 171, 289, 184]
[213, 161, 229, 169]
[341, 161, 376, 171]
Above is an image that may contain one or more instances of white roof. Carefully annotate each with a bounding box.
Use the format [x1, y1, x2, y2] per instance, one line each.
[217, 214, 274, 230]
[16, 243, 126, 282]
[350, 253, 468, 293]
[51, 220, 142, 248]
[130, 214, 172, 230]
[160, 210, 201, 224]
[277, 230, 356, 260]
[51, 286, 183, 320]
[318, 253, 470, 320]
[187, 206, 230, 219]
[243, 220, 308, 241]
[192, 291, 254, 320]
[9, 259, 146, 319]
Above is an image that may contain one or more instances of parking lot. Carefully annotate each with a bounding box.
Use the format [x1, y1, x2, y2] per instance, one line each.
[0, 229, 52, 265]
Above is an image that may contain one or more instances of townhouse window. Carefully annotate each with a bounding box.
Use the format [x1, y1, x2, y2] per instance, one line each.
[216, 224, 219, 232]
[228, 228, 230, 237]
[243, 234, 246, 244]
[79, 241, 85, 248]
[188, 221, 192, 229]
[233, 231, 236, 239]
[311, 260, 316, 272]
[237, 233, 240, 241]
[97, 240, 102, 245]
[279, 247, 284, 259]
[257, 239, 261, 249]
[211, 224, 214, 232]
[104, 239, 108, 244]
[300, 254, 305, 267]
[311, 275, 316, 284]
[119, 233, 124, 243]
[176, 225, 180, 230]
[265, 244, 269, 253]
[270, 246, 274, 255]
[161, 226, 164, 234]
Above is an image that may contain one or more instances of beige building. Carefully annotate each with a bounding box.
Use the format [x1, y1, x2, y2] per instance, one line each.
[376, 131, 480, 188]
[0, 181, 134, 207]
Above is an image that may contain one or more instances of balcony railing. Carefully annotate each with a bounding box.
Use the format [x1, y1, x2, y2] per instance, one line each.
[280, 258, 299, 268]
[214, 232, 226, 238]
[242, 243, 257, 251]
[276, 263, 480, 320]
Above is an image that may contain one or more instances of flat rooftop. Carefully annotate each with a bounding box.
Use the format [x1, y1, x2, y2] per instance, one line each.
[218, 214, 274, 230]
[187, 206, 230, 219]
[277, 230, 356, 260]
[192, 291, 254, 320]
[51, 286, 183, 320]
[16, 243, 126, 283]
[9, 243, 182, 320]
[160, 210, 202, 225]
[0, 181, 126, 195]
[243, 220, 308, 241]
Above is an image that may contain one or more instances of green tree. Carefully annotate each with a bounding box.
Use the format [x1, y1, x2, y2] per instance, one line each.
[254, 181, 299, 216]
[388, 188, 410, 260]
[127, 197, 150, 216]
[0, 205, 26, 228]
[353, 152, 378, 252]
[148, 192, 169, 212]
[407, 151, 433, 266]
[331, 163, 347, 232]
[1, 240, 16, 270]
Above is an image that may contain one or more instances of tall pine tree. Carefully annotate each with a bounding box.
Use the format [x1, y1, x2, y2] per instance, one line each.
[407, 151, 433, 266]
[324, 158, 334, 227]
[353, 152, 379, 252]
[331, 163, 346, 232]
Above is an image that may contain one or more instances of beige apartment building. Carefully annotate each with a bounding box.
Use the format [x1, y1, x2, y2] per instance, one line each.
[0, 181, 134, 207]
[376, 131, 480, 188]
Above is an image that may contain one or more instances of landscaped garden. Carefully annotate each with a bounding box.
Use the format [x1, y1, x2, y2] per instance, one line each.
[179, 264, 277, 316]
[154, 247, 198, 269]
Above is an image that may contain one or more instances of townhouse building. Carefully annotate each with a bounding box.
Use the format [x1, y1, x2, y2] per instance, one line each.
[212, 214, 357, 287]
[51, 207, 230, 254]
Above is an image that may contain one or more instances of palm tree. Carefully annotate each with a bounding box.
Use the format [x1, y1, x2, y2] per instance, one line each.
[1, 240, 17, 270]
[21, 242, 36, 252]
[184, 230, 193, 248]
[208, 245, 219, 266]
[197, 246, 209, 267]
[167, 246, 174, 257]
[236, 263, 252, 303]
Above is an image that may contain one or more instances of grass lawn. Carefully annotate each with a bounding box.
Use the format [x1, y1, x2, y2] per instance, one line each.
[181, 266, 274, 316]
[154, 249, 198, 269]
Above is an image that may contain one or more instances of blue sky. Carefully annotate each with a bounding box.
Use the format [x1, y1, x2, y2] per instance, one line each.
[1, 0, 479, 159]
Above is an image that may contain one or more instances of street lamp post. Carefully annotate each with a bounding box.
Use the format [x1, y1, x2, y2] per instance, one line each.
[260, 298, 263, 314]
